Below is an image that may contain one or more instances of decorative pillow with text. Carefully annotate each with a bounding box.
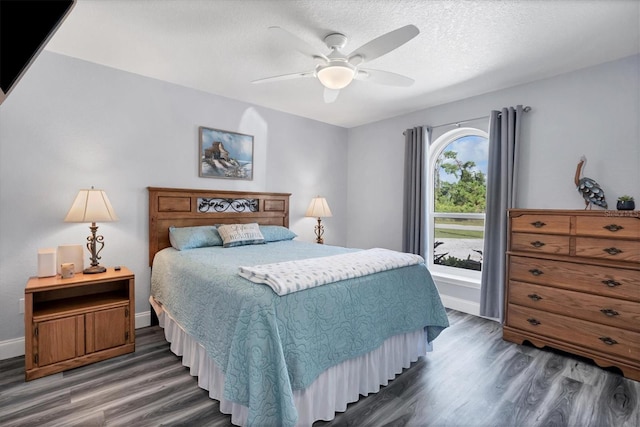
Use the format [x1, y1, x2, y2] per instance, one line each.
[217, 223, 265, 248]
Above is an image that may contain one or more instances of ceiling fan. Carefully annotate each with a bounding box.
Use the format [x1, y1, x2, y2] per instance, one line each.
[252, 24, 420, 103]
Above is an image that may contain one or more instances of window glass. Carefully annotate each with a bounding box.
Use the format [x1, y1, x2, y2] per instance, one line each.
[429, 130, 488, 275]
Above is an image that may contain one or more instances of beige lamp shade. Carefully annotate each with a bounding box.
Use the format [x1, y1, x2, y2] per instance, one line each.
[64, 187, 118, 223]
[305, 196, 332, 218]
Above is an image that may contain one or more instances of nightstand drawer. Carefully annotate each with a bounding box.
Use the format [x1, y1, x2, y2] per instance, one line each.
[509, 281, 640, 331]
[576, 216, 640, 239]
[510, 233, 570, 255]
[511, 214, 570, 234]
[509, 256, 640, 301]
[507, 304, 640, 361]
[575, 237, 640, 263]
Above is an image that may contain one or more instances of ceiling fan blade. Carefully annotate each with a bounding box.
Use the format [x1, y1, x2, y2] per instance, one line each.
[251, 71, 315, 84]
[269, 26, 328, 61]
[348, 24, 419, 63]
[356, 68, 415, 87]
[323, 88, 340, 103]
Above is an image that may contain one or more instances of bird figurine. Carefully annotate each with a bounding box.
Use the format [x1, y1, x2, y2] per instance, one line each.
[574, 155, 607, 209]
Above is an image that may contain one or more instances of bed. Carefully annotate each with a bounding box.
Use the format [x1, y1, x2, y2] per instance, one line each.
[147, 187, 449, 426]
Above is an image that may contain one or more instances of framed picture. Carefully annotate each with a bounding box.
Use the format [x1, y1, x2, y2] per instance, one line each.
[199, 126, 254, 180]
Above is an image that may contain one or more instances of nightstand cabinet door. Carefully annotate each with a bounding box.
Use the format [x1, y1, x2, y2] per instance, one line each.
[86, 306, 129, 353]
[35, 315, 84, 366]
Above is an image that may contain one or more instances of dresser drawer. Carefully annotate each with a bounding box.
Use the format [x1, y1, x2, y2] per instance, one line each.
[575, 237, 640, 263]
[511, 214, 570, 234]
[510, 233, 570, 255]
[507, 304, 640, 362]
[576, 216, 640, 239]
[508, 281, 640, 332]
[509, 256, 640, 301]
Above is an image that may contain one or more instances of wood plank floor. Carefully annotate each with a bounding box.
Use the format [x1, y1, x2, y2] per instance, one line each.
[1, 309, 638, 427]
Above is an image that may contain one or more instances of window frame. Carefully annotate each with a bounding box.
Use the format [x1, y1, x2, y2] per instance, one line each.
[427, 127, 489, 286]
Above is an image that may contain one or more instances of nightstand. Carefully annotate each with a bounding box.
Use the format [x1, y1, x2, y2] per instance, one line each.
[24, 267, 135, 381]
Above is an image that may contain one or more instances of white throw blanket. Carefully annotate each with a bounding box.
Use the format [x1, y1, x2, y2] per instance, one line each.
[238, 247, 425, 296]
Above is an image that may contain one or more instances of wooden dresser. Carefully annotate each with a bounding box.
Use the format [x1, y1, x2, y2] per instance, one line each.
[504, 209, 640, 381]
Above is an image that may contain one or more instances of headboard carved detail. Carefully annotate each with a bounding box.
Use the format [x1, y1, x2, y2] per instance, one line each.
[197, 198, 259, 213]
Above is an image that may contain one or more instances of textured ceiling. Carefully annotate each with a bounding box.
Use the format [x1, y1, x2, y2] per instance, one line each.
[45, 0, 640, 128]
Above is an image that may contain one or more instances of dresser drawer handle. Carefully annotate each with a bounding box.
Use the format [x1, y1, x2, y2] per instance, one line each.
[601, 279, 621, 287]
[528, 269, 544, 276]
[527, 318, 541, 326]
[603, 247, 623, 256]
[530, 241, 546, 248]
[600, 309, 619, 317]
[603, 224, 624, 232]
[530, 221, 546, 228]
[599, 337, 618, 346]
[528, 294, 543, 301]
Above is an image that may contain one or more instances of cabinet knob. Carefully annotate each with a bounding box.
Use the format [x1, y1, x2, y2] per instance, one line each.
[601, 279, 621, 287]
[526, 318, 541, 326]
[603, 247, 623, 256]
[600, 308, 619, 317]
[527, 294, 543, 301]
[603, 224, 624, 232]
[530, 221, 546, 228]
[528, 268, 544, 276]
[599, 337, 618, 346]
[530, 241, 546, 248]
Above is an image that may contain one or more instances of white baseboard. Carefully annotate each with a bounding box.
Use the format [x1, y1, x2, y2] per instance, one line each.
[0, 337, 25, 361]
[0, 311, 152, 361]
[439, 294, 480, 316]
[135, 310, 151, 329]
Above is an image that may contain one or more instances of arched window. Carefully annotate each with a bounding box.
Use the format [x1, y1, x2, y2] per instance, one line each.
[427, 127, 489, 283]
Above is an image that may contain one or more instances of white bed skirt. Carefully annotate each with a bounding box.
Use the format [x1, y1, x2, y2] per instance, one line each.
[152, 299, 431, 426]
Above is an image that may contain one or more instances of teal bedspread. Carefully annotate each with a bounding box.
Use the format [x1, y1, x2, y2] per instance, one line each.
[151, 241, 449, 426]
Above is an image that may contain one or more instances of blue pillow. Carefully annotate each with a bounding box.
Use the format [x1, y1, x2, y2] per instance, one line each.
[259, 225, 298, 242]
[169, 225, 223, 250]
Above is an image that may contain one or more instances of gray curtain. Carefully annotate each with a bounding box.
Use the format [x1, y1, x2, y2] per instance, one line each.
[402, 126, 430, 257]
[480, 106, 523, 321]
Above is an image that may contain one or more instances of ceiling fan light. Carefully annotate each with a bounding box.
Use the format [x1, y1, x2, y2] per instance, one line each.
[317, 64, 355, 90]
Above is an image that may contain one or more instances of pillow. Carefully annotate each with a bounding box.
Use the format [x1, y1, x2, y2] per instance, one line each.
[217, 223, 265, 248]
[259, 225, 297, 242]
[169, 225, 223, 250]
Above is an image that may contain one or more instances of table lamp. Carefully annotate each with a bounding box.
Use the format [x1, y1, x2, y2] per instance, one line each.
[64, 187, 118, 274]
[305, 196, 332, 244]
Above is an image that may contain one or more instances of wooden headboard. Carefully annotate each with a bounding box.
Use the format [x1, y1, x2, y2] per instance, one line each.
[148, 187, 291, 265]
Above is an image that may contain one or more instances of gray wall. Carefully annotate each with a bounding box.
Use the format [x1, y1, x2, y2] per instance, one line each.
[0, 51, 348, 351]
[346, 54, 640, 312]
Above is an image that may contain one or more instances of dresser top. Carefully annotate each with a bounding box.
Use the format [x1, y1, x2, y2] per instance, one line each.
[509, 209, 639, 218]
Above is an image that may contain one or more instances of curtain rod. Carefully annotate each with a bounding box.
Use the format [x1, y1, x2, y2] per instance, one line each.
[428, 105, 532, 130]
